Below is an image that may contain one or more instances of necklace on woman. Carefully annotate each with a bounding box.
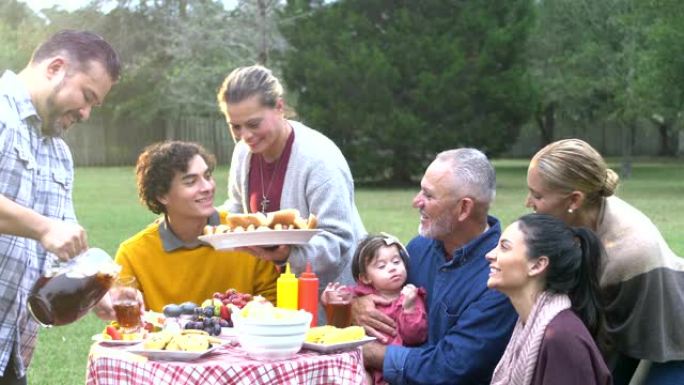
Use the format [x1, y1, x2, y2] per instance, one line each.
[259, 154, 282, 213]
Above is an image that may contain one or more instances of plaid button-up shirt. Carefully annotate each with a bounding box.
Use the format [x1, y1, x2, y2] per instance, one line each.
[0, 70, 77, 378]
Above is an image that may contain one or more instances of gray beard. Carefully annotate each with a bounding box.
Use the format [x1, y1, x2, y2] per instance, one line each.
[418, 213, 454, 241]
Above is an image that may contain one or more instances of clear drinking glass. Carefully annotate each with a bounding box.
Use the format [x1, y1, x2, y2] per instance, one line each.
[324, 288, 353, 328]
[110, 276, 142, 333]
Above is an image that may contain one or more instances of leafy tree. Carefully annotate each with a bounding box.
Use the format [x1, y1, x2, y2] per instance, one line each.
[529, 0, 623, 149]
[634, 0, 684, 155]
[280, 0, 536, 183]
[2, 0, 288, 164]
[529, 0, 683, 168]
[0, 0, 45, 71]
[233, 0, 288, 65]
[93, 0, 285, 124]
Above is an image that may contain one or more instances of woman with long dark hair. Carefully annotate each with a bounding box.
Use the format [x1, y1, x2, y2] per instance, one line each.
[487, 213, 611, 385]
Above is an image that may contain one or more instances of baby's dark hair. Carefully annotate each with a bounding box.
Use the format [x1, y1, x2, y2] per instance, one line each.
[351, 233, 409, 282]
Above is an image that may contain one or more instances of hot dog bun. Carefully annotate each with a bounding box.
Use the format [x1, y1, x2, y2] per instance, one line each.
[267, 208, 300, 229]
[225, 212, 268, 230]
[293, 216, 308, 230]
[269, 209, 317, 229]
[204, 209, 317, 235]
[306, 213, 317, 230]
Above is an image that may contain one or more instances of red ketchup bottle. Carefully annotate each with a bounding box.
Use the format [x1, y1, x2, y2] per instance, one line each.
[298, 262, 319, 327]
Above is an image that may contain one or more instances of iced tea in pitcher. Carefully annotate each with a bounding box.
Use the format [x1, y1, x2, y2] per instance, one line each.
[27, 248, 119, 327]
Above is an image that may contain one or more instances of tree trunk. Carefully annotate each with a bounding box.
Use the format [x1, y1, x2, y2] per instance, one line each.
[534, 101, 556, 147]
[179, 0, 187, 18]
[620, 122, 634, 179]
[649, 114, 678, 156]
[660, 123, 676, 156]
[658, 122, 672, 156]
[257, 0, 269, 65]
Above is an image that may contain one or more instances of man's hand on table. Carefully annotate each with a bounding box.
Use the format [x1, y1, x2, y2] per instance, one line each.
[351, 294, 396, 343]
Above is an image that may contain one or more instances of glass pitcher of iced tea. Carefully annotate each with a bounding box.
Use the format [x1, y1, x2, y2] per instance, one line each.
[27, 248, 120, 327]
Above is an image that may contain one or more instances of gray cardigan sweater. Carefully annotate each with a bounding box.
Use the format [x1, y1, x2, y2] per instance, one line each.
[224, 120, 366, 292]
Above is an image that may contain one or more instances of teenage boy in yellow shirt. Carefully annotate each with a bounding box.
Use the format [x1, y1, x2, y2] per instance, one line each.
[108, 141, 278, 313]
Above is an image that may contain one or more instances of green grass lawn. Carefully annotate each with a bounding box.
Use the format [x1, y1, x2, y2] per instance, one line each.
[27, 160, 684, 384]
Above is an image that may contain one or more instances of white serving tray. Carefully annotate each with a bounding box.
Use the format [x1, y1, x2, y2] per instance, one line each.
[92, 334, 144, 346]
[302, 336, 376, 353]
[199, 229, 321, 250]
[125, 342, 227, 361]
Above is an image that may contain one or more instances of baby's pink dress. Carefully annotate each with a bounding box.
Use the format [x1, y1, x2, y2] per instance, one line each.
[353, 283, 428, 385]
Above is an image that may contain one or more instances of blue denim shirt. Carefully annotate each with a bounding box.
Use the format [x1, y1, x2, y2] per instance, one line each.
[383, 216, 517, 385]
[0, 70, 76, 377]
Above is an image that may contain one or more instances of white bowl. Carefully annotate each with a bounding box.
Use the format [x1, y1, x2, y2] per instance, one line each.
[233, 310, 311, 359]
[237, 344, 302, 359]
[233, 308, 311, 325]
[237, 333, 307, 359]
[232, 310, 311, 336]
[233, 319, 310, 336]
[239, 333, 307, 359]
[240, 333, 305, 348]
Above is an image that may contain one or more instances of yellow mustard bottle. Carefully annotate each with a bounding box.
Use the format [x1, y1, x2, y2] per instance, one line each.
[276, 263, 298, 309]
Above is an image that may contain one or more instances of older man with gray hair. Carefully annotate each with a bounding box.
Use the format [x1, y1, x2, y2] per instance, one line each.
[355, 148, 517, 385]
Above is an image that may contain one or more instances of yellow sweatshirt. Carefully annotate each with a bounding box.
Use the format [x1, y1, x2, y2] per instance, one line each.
[115, 219, 278, 312]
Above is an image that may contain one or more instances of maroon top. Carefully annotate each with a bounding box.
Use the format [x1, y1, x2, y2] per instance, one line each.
[531, 309, 612, 385]
[248, 129, 295, 214]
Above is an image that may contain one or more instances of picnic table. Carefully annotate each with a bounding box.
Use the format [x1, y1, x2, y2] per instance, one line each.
[86, 342, 366, 385]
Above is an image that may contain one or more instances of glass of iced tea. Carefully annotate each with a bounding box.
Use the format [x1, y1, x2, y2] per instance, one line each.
[111, 276, 142, 333]
[324, 288, 353, 328]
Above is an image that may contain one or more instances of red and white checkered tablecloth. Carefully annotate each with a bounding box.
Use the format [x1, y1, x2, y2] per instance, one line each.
[86, 342, 366, 385]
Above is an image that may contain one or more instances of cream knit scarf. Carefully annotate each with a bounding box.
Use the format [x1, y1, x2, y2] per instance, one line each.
[490, 292, 571, 385]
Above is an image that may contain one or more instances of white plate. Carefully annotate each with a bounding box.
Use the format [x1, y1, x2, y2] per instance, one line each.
[125, 343, 227, 361]
[302, 336, 376, 353]
[91, 334, 144, 346]
[199, 229, 321, 250]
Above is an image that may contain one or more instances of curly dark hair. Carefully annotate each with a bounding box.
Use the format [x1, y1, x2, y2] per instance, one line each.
[135, 141, 216, 214]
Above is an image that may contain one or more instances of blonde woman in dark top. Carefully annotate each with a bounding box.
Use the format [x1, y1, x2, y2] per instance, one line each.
[487, 213, 611, 385]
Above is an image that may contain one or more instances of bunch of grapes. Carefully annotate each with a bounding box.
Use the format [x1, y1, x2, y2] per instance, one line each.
[183, 308, 229, 336]
[181, 289, 254, 336]
[213, 288, 253, 308]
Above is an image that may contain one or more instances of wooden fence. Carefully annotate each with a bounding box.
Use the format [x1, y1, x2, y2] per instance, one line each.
[64, 115, 679, 168]
[506, 119, 682, 158]
[64, 116, 235, 167]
